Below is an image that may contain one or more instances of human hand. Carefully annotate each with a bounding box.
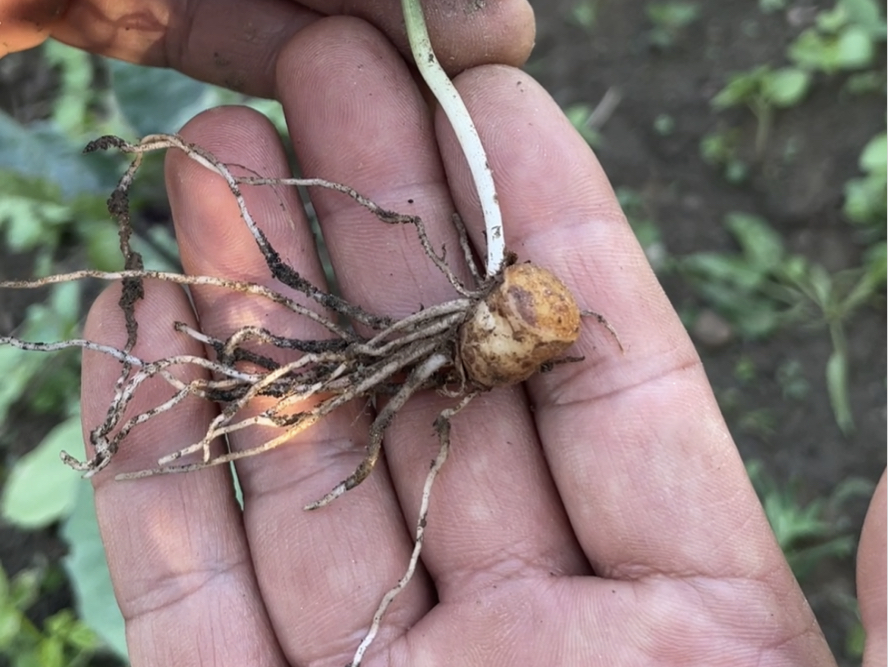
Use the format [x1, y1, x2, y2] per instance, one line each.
[79, 17, 885, 666]
[0, 0, 534, 95]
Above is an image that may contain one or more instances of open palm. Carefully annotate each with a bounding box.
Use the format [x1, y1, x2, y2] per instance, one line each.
[77, 16, 869, 667]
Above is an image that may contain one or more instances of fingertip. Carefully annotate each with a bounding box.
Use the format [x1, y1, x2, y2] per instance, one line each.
[413, 0, 537, 72]
[171, 104, 283, 170]
[274, 15, 412, 118]
[164, 104, 285, 232]
[0, 0, 65, 55]
[334, 0, 537, 73]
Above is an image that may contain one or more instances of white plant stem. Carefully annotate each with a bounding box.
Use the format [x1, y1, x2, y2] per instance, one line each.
[401, 0, 506, 277]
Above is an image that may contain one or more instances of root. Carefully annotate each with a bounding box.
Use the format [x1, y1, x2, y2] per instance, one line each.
[305, 352, 451, 511]
[347, 390, 478, 667]
[580, 308, 625, 352]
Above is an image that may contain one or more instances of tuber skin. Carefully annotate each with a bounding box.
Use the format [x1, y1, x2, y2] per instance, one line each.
[459, 263, 581, 388]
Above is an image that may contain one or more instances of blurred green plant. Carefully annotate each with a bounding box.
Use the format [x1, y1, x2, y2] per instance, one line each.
[0, 282, 81, 423]
[758, 0, 787, 13]
[645, 1, 700, 48]
[1, 408, 129, 661]
[738, 407, 777, 439]
[711, 65, 811, 157]
[842, 597, 866, 659]
[787, 0, 887, 74]
[700, 127, 749, 183]
[775, 358, 811, 401]
[747, 459, 874, 580]
[842, 70, 885, 95]
[679, 212, 883, 432]
[678, 213, 789, 339]
[564, 103, 604, 147]
[843, 132, 887, 230]
[569, 0, 601, 30]
[0, 562, 100, 667]
[652, 113, 676, 136]
[779, 250, 884, 433]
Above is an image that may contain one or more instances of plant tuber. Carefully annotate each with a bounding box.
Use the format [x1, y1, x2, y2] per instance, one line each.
[459, 263, 581, 388]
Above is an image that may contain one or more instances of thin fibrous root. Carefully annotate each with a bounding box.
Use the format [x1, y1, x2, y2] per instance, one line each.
[347, 390, 478, 667]
[0, 269, 356, 340]
[580, 308, 624, 352]
[304, 351, 452, 510]
[85, 133, 488, 326]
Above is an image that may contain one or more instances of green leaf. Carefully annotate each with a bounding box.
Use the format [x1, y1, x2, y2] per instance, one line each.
[0, 348, 46, 423]
[844, 177, 885, 223]
[806, 263, 834, 308]
[836, 26, 875, 68]
[758, 0, 786, 13]
[764, 68, 811, 107]
[826, 348, 855, 433]
[8, 570, 41, 611]
[14, 648, 45, 667]
[109, 60, 225, 135]
[43, 610, 99, 653]
[789, 30, 841, 73]
[725, 212, 785, 269]
[846, 619, 866, 657]
[60, 485, 128, 660]
[563, 104, 603, 147]
[843, 132, 887, 226]
[43, 41, 95, 138]
[863, 242, 887, 285]
[712, 68, 765, 109]
[0, 605, 21, 649]
[646, 1, 700, 29]
[859, 132, 887, 173]
[1, 417, 83, 529]
[816, 4, 850, 32]
[36, 635, 65, 667]
[0, 113, 107, 199]
[840, 0, 888, 39]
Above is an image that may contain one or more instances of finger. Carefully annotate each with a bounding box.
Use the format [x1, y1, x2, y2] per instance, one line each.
[278, 15, 588, 608]
[42, 0, 533, 97]
[82, 281, 286, 666]
[439, 66, 819, 583]
[436, 66, 838, 663]
[858, 469, 886, 666]
[163, 105, 430, 665]
[47, 0, 318, 96]
[0, 0, 65, 55]
[299, 0, 536, 73]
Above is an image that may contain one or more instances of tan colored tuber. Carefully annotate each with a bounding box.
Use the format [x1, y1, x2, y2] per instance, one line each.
[459, 263, 581, 388]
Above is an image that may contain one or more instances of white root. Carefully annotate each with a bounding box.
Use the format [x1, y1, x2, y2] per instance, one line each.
[348, 386, 478, 667]
[400, 0, 506, 278]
